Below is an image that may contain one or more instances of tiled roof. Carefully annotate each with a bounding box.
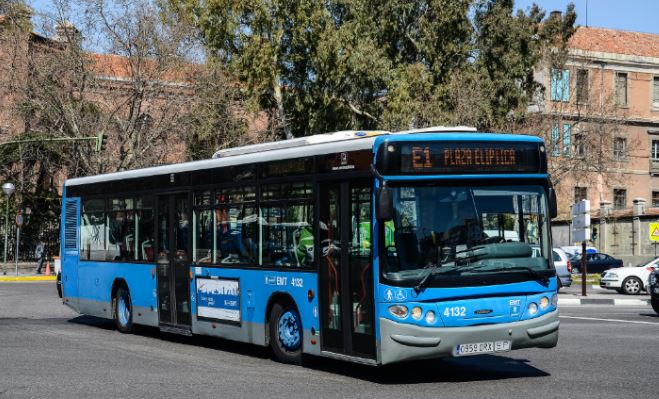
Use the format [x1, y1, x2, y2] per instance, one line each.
[569, 26, 659, 58]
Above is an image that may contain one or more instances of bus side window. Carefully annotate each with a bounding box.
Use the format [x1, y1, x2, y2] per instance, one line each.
[260, 182, 314, 268]
[214, 186, 258, 265]
[81, 198, 106, 261]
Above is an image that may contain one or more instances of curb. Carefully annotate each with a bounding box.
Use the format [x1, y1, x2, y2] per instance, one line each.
[558, 298, 650, 306]
[0, 275, 57, 282]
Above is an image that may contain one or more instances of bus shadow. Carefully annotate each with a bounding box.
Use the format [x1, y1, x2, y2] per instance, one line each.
[303, 354, 550, 384]
[67, 315, 271, 359]
[67, 315, 549, 383]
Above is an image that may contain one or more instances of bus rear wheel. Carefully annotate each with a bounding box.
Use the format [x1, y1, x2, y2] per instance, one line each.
[269, 302, 302, 364]
[114, 286, 134, 334]
[651, 298, 659, 315]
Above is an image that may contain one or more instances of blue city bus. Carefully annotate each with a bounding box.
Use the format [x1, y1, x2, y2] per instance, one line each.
[59, 127, 559, 365]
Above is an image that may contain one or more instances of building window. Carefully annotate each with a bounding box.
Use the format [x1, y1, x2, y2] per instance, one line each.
[616, 72, 628, 106]
[576, 69, 589, 103]
[613, 137, 627, 160]
[574, 133, 586, 157]
[574, 187, 587, 203]
[551, 124, 560, 156]
[653, 191, 659, 207]
[613, 189, 627, 209]
[550, 69, 570, 102]
[653, 77, 659, 109]
[652, 140, 659, 161]
[563, 123, 571, 156]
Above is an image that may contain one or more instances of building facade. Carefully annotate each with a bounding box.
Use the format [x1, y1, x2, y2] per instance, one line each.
[542, 26, 659, 261]
[540, 26, 659, 217]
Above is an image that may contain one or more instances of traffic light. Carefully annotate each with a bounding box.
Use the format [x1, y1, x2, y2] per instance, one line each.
[96, 132, 107, 152]
[592, 227, 598, 240]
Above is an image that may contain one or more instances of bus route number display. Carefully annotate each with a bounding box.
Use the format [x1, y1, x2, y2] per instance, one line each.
[401, 142, 540, 174]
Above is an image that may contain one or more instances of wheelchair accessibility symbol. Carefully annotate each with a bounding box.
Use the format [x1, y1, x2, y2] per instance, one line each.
[384, 289, 407, 302]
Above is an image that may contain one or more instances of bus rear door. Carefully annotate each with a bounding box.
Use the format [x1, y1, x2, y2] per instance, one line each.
[156, 193, 192, 331]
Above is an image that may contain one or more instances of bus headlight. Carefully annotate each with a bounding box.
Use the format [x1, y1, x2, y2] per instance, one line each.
[539, 297, 549, 309]
[528, 302, 538, 316]
[411, 306, 423, 320]
[551, 294, 558, 307]
[425, 310, 436, 324]
[389, 305, 408, 319]
[650, 273, 657, 286]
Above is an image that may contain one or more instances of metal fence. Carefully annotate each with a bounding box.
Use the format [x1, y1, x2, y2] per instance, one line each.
[0, 217, 59, 262]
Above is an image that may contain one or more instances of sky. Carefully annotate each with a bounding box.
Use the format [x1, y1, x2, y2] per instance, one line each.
[515, 0, 659, 34]
[26, 0, 659, 39]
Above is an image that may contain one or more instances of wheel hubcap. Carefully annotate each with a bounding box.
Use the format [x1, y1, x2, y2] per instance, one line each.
[278, 310, 301, 351]
[625, 280, 640, 294]
[118, 293, 130, 326]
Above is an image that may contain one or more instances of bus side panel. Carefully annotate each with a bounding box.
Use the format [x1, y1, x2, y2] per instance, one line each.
[78, 261, 158, 326]
[61, 196, 80, 312]
[190, 267, 320, 355]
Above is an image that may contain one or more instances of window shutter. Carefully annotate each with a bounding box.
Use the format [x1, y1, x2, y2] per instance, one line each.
[550, 69, 560, 101]
[562, 124, 571, 155]
[551, 124, 560, 156]
[561, 70, 570, 102]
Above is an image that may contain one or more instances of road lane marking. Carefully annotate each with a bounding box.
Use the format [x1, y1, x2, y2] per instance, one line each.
[559, 315, 659, 326]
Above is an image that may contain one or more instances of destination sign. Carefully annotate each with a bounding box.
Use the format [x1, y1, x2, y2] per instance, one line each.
[379, 141, 544, 175]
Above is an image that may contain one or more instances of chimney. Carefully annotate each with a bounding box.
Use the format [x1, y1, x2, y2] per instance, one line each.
[549, 10, 562, 20]
[633, 198, 647, 216]
[54, 20, 81, 46]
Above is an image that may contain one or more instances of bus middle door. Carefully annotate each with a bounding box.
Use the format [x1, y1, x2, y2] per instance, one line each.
[318, 180, 376, 359]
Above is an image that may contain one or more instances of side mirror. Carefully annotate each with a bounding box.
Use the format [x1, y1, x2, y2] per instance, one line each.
[376, 186, 394, 220]
[549, 187, 558, 219]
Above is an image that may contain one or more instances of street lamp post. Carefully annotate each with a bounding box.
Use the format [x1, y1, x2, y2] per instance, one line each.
[2, 182, 15, 275]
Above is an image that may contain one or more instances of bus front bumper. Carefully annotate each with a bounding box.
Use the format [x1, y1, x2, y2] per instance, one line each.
[379, 311, 559, 365]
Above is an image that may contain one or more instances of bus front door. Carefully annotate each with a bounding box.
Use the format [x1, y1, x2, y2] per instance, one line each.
[156, 193, 192, 330]
[318, 181, 376, 359]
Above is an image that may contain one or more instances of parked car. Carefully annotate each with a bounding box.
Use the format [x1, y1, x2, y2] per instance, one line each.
[552, 248, 572, 289]
[560, 246, 597, 256]
[600, 258, 659, 295]
[571, 252, 623, 274]
[649, 269, 659, 314]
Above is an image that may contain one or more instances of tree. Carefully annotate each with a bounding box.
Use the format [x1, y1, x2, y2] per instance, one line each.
[0, 0, 251, 253]
[170, 0, 576, 137]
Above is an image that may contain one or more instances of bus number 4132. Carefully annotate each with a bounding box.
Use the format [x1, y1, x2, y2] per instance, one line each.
[444, 306, 467, 317]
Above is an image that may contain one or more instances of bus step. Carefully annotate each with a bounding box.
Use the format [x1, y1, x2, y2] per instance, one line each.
[159, 324, 193, 336]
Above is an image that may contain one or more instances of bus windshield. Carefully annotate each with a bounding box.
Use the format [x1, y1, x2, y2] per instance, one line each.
[382, 184, 551, 286]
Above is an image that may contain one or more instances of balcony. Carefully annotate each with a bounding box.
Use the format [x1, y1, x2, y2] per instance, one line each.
[651, 160, 659, 175]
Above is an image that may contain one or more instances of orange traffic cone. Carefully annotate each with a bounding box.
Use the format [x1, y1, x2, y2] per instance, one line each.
[45, 260, 51, 276]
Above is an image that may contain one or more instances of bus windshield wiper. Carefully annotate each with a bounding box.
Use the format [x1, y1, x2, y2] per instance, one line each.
[501, 266, 549, 285]
[414, 262, 442, 293]
[451, 264, 549, 285]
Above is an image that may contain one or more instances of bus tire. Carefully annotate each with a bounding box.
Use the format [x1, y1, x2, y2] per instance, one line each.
[652, 298, 659, 315]
[114, 286, 134, 334]
[56, 273, 62, 298]
[269, 302, 302, 365]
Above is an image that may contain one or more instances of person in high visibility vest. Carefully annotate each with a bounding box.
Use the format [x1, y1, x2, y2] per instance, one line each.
[296, 226, 314, 266]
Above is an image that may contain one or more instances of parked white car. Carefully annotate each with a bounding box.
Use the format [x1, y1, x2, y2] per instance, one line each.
[600, 258, 659, 295]
[552, 248, 572, 289]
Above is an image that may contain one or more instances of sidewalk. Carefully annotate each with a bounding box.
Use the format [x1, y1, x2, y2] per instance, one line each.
[558, 284, 651, 306]
[0, 261, 57, 282]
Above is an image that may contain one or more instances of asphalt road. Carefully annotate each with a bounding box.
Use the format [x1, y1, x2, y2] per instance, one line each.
[1, 283, 658, 399]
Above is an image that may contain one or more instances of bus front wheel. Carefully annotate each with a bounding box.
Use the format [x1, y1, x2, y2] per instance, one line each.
[269, 302, 302, 364]
[114, 286, 134, 334]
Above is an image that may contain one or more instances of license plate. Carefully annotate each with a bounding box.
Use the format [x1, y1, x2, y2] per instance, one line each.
[453, 340, 511, 356]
